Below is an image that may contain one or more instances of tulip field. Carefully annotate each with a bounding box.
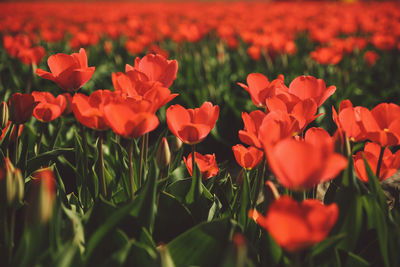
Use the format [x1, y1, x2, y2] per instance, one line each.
[1, 1, 400, 266]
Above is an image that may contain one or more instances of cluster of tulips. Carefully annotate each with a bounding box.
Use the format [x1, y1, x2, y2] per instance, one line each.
[1, 43, 400, 265]
[1, 2, 399, 65]
[1, 1, 400, 266]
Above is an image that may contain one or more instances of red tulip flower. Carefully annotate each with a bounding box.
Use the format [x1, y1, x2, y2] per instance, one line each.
[232, 144, 263, 170]
[288, 76, 336, 107]
[183, 152, 219, 180]
[333, 99, 368, 143]
[166, 102, 219, 145]
[71, 90, 116, 130]
[267, 127, 347, 190]
[249, 195, 338, 252]
[9, 93, 38, 124]
[126, 53, 178, 88]
[237, 73, 286, 108]
[36, 48, 95, 92]
[364, 51, 379, 67]
[238, 110, 266, 149]
[359, 103, 400, 147]
[32, 91, 67, 122]
[103, 99, 159, 139]
[353, 142, 400, 182]
[310, 47, 343, 65]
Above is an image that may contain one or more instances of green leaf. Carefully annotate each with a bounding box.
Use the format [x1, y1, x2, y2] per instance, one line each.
[238, 169, 251, 230]
[26, 148, 74, 173]
[185, 158, 203, 205]
[362, 155, 387, 210]
[167, 218, 232, 267]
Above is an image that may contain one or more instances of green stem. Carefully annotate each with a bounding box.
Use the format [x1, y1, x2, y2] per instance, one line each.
[253, 158, 266, 206]
[49, 117, 63, 150]
[192, 144, 196, 178]
[80, 124, 89, 193]
[98, 132, 107, 199]
[375, 146, 385, 179]
[8, 208, 15, 265]
[128, 139, 136, 199]
[139, 136, 145, 188]
[14, 123, 19, 166]
[36, 124, 45, 155]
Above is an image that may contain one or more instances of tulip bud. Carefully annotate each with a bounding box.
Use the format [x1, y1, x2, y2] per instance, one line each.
[0, 158, 24, 208]
[156, 137, 171, 168]
[26, 167, 55, 225]
[0, 101, 9, 129]
[170, 136, 182, 152]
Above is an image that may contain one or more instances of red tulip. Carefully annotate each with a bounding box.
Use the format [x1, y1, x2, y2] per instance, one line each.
[71, 90, 116, 130]
[232, 144, 263, 170]
[364, 51, 379, 67]
[32, 91, 67, 122]
[310, 47, 343, 65]
[103, 99, 159, 139]
[17, 46, 45, 66]
[125, 53, 178, 88]
[333, 100, 367, 143]
[237, 73, 286, 108]
[288, 76, 336, 107]
[238, 110, 266, 149]
[249, 195, 338, 252]
[9, 93, 38, 124]
[36, 48, 95, 92]
[359, 103, 400, 147]
[353, 142, 400, 182]
[166, 102, 219, 145]
[266, 127, 347, 190]
[0, 122, 23, 143]
[183, 152, 219, 180]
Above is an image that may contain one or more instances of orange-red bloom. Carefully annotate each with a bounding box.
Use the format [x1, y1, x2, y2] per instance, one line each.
[238, 110, 266, 149]
[127, 53, 178, 88]
[32, 91, 66, 122]
[183, 152, 219, 180]
[71, 90, 115, 130]
[166, 102, 219, 145]
[237, 74, 286, 108]
[364, 51, 379, 67]
[36, 48, 95, 92]
[266, 127, 347, 190]
[103, 98, 159, 139]
[232, 144, 263, 170]
[288, 76, 336, 107]
[9, 93, 38, 124]
[359, 103, 400, 147]
[249, 195, 338, 252]
[353, 142, 400, 182]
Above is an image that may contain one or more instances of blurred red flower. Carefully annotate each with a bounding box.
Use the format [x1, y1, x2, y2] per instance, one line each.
[353, 142, 400, 182]
[32, 91, 66, 122]
[249, 195, 338, 252]
[364, 51, 379, 67]
[36, 48, 95, 92]
[9, 93, 38, 124]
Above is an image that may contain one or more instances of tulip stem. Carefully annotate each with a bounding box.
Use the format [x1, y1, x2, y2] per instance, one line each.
[376, 146, 385, 179]
[138, 136, 146, 188]
[128, 139, 136, 199]
[98, 132, 107, 199]
[192, 144, 196, 179]
[13, 123, 19, 166]
[80, 124, 89, 199]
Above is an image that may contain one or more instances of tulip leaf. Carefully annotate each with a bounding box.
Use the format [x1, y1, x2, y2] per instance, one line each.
[185, 159, 203, 205]
[167, 218, 232, 267]
[238, 169, 251, 230]
[154, 191, 194, 243]
[26, 148, 74, 173]
[362, 155, 387, 210]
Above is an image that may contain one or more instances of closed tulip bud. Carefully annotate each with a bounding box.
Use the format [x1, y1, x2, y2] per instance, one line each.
[0, 101, 9, 129]
[170, 136, 182, 152]
[26, 168, 55, 225]
[156, 137, 171, 168]
[0, 158, 24, 208]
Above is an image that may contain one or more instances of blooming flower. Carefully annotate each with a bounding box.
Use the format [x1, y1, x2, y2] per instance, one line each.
[183, 152, 219, 180]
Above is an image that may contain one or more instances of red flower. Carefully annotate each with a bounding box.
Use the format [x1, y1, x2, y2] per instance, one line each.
[32, 91, 67, 122]
[166, 102, 219, 145]
[249, 195, 338, 252]
[238, 110, 266, 149]
[126, 53, 178, 88]
[0, 121, 23, 143]
[288, 76, 336, 107]
[9, 93, 38, 124]
[237, 74, 286, 108]
[71, 90, 116, 130]
[266, 127, 347, 190]
[232, 144, 263, 170]
[36, 48, 95, 92]
[353, 142, 400, 182]
[17, 46, 45, 66]
[364, 51, 379, 67]
[333, 100, 367, 143]
[310, 47, 343, 65]
[359, 103, 400, 147]
[183, 152, 219, 180]
[103, 98, 159, 139]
